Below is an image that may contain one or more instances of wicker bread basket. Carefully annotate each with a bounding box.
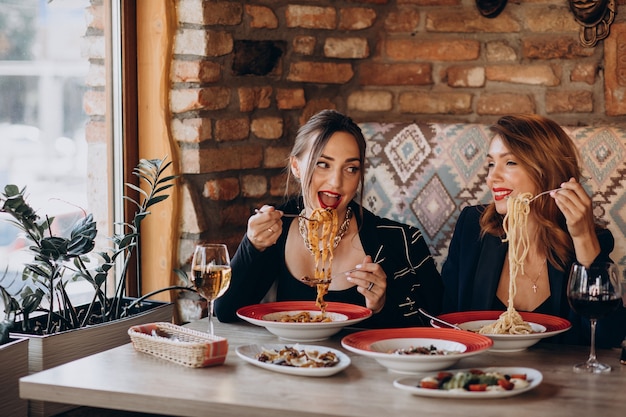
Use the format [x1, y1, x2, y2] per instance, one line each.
[128, 322, 228, 368]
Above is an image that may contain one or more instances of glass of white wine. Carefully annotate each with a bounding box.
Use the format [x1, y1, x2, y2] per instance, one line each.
[190, 243, 232, 335]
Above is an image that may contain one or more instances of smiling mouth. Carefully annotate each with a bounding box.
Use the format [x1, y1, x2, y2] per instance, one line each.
[493, 190, 512, 201]
[318, 191, 341, 209]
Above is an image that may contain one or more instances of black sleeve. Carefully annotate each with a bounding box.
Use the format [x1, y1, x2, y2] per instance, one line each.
[213, 235, 281, 322]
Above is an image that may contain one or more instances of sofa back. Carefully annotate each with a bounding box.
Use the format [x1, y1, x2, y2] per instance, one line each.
[358, 122, 626, 271]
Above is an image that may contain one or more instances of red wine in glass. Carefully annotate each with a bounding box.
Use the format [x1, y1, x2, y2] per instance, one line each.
[567, 262, 622, 373]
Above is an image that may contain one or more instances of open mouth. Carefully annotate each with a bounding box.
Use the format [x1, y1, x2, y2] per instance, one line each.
[318, 191, 341, 209]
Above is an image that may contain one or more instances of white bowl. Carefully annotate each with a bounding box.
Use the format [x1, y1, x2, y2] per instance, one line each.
[435, 311, 572, 353]
[341, 328, 492, 374]
[236, 301, 372, 342]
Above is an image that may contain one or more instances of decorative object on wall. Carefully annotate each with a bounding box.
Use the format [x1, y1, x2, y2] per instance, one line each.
[475, 0, 508, 18]
[569, 0, 615, 47]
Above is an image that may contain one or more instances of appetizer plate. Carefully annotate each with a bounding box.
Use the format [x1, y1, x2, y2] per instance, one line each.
[236, 301, 372, 342]
[393, 366, 542, 398]
[434, 311, 571, 352]
[236, 343, 350, 377]
[340, 328, 493, 374]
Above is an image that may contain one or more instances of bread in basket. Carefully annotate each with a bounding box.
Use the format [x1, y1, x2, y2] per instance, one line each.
[128, 322, 228, 368]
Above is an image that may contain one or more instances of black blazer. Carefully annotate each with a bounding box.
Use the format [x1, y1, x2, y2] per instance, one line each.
[441, 205, 625, 348]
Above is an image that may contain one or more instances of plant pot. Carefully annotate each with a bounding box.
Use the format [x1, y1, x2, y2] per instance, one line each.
[0, 336, 29, 417]
[11, 298, 174, 417]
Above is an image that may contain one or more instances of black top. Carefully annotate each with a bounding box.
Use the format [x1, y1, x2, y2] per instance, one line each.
[214, 199, 444, 328]
[441, 205, 626, 348]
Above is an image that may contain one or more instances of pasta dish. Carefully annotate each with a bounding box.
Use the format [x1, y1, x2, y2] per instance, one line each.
[306, 208, 339, 313]
[479, 193, 534, 335]
[273, 311, 333, 323]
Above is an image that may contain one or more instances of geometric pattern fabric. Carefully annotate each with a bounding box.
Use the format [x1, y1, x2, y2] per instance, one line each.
[359, 122, 626, 271]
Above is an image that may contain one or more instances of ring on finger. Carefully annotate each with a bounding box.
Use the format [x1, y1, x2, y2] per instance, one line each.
[367, 282, 374, 291]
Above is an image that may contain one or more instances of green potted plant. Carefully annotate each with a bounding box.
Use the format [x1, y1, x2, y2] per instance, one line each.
[0, 157, 193, 417]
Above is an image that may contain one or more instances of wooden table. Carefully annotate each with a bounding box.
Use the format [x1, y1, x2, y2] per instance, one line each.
[20, 320, 626, 417]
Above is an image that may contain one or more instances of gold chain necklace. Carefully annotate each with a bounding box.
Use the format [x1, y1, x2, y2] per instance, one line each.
[525, 258, 546, 293]
[298, 207, 352, 254]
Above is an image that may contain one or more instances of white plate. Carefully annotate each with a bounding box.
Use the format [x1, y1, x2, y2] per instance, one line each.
[393, 366, 542, 398]
[236, 343, 351, 377]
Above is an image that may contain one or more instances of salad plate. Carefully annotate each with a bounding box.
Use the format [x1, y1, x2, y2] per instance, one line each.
[393, 366, 542, 398]
[236, 301, 372, 342]
[236, 343, 350, 377]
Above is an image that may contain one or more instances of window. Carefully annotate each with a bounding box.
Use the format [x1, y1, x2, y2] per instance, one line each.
[0, 0, 123, 304]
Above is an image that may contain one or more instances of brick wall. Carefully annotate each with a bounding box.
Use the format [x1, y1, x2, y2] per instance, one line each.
[86, 0, 626, 269]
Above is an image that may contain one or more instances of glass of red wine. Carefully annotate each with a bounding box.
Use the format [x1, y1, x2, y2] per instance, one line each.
[567, 262, 622, 373]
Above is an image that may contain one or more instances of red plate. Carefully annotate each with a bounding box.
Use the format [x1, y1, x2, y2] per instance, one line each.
[237, 301, 372, 322]
[341, 327, 493, 353]
[436, 311, 571, 333]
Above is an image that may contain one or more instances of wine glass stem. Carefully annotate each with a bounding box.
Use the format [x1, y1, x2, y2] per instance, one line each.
[588, 318, 598, 363]
[207, 299, 214, 335]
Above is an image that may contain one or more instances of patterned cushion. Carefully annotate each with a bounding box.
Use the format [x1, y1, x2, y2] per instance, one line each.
[359, 122, 626, 270]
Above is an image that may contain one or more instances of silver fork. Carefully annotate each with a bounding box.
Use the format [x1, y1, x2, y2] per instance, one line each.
[529, 177, 590, 202]
[254, 209, 313, 221]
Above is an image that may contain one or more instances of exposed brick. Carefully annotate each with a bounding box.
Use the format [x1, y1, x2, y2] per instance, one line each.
[347, 90, 393, 112]
[324, 38, 369, 59]
[180, 181, 207, 233]
[171, 118, 212, 143]
[86, 63, 105, 88]
[486, 41, 517, 62]
[300, 99, 337, 125]
[285, 5, 336, 29]
[215, 118, 250, 141]
[384, 6, 420, 33]
[251, 117, 283, 140]
[338, 7, 376, 30]
[270, 173, 290, 197]
[174, 29, 233, 57]
[485, 65, 560, 86]
[276, 88, 306, 110]
[265, 147, 291, 169]
[203, 178, 240, 201]
[523, 7, 579, 32]
[446, 66, 485, 88]
[238, 87, 272, 112]
[203, 1, 242, 25]
[85, 120, 106, 144]
[360, 63, 432, 86]
[241, 175, 268, 198]
[384, 39, 480, 61]
[398, 0, 459, 4]
[183, 146, 263, 174]
[86, 4, 104, 31]
[398, 92, 472, 114]
[571, 63, 597, 85]
[603, 22, 626, 116]
[425, 9, 521, 33]
[287, 62, 354, 83]
[293, 36, 317, 55]
[170, 87, 231, 113]
[476, 93, 536, 115]
[171, 60, 221, 83]
[245, 4, 278, 29]
[83, 90, 106, 116]
[82, 35, 104, 60]
[546, 90, 593, 113]
[522, 37, 595, 60]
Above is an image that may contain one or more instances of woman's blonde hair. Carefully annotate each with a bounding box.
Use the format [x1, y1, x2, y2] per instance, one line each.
[479, 114, 583, 270]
